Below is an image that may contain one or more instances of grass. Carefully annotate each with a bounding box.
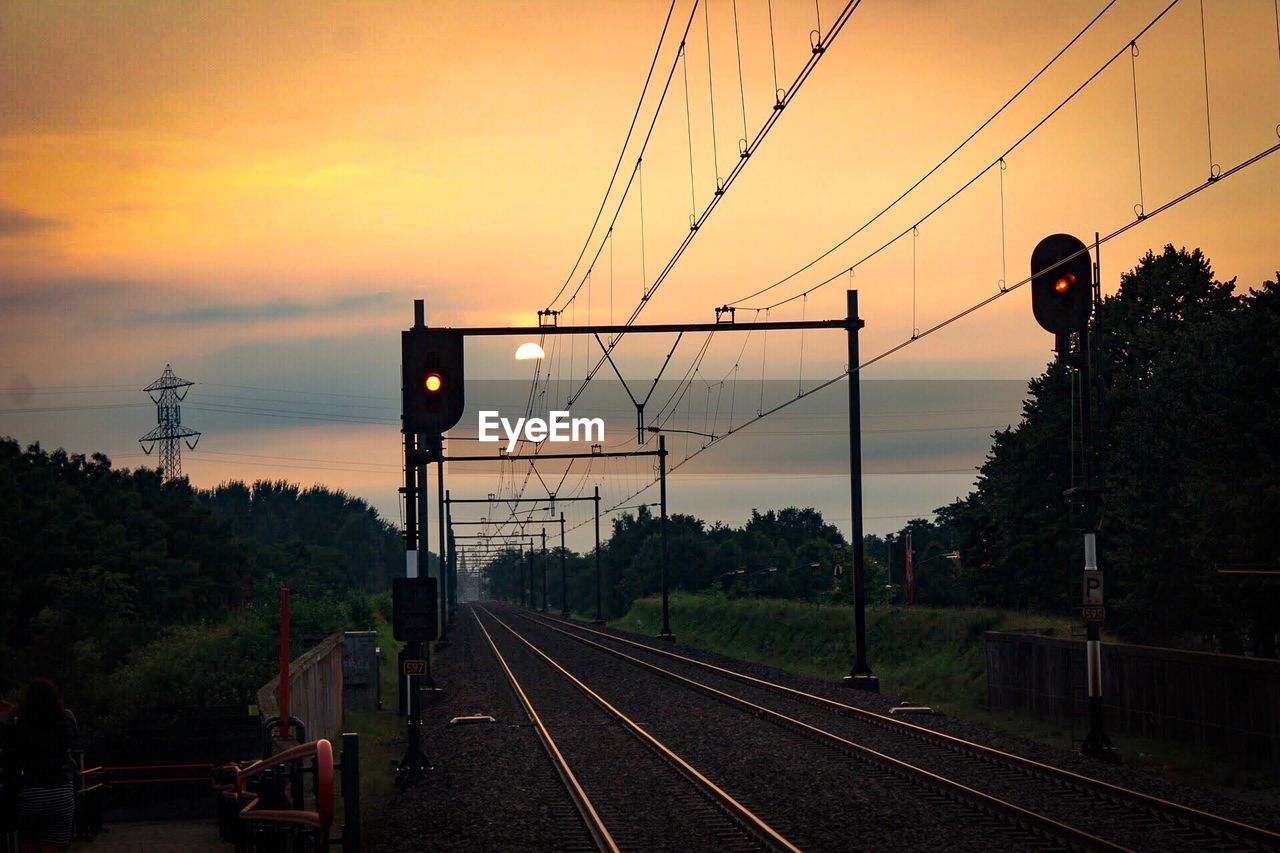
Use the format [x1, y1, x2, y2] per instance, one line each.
[342, 611, 404, 808]
[614, 592, 1275, 790]
[615, 592, 1080, 716]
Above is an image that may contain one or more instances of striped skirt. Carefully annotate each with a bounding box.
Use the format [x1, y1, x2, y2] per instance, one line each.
[17, 782, 75, 846]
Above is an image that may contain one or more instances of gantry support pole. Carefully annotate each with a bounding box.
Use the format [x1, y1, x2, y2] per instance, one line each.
[657, 434, 674, 641]
[540, 528, 548, 613]
[843, 290, 878, 691]
[593, 486, 605, 625]
[559, 512, 569, 618]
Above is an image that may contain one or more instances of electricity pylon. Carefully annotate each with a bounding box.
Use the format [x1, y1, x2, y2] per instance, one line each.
[139, 364, 201, 480]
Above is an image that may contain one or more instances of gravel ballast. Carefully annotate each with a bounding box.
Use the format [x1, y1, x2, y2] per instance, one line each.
[487, 604, 1057, 852]
[503, 607, 1280, 852]
[371, 603, 1279, 851]
[366, 609, 592, 852]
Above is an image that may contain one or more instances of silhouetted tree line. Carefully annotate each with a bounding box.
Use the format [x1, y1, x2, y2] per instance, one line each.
[483, 505, 860, 618]
[0, 445, 405, 756]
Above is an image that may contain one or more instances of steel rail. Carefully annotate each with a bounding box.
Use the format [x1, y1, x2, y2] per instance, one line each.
[522, 610, 1280, 852]
[477, 606, 800, 853]
[502, 608, 1126, 853]
[471, 609, 620, 853]
[521, 610, 1280, 851]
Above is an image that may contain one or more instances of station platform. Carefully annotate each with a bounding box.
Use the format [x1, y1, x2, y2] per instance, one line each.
[74, 818, 223, 851]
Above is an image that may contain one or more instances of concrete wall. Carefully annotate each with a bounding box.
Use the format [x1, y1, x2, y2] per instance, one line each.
[985, 631, 1280, 767]
[257, 632, 345, 745]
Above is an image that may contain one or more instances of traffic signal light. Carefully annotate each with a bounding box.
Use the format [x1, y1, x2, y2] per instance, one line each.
[1031, 234, 1093, 335]
[402, 328, 465, 435]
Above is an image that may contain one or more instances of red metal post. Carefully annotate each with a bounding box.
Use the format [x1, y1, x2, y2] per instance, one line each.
[279, 587, 290, 738]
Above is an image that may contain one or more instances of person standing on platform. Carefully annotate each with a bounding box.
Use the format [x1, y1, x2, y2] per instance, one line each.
[6, 679, 79, 853]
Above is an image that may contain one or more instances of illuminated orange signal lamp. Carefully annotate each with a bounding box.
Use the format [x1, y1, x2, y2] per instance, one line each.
[1030, 234, 1092, 336]
[402, 327, 465, 435]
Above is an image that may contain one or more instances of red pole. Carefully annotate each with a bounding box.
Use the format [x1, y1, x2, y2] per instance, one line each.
[279, 587, 290, 738]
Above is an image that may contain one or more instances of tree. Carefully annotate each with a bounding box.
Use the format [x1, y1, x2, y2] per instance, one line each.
[941, 246, 1280, 654]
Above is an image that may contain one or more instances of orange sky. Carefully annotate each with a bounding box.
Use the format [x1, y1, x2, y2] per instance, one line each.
[2, 0, 1278, 540]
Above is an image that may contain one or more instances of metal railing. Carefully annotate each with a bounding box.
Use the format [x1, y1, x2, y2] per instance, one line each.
[217, 733, 360, 852]
[78, 761, 217, 834]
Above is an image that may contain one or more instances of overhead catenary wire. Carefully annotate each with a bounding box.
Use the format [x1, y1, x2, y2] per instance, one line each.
[567, 0, 866, 407]
[731, 0, 750, 148]
[1198, 0, 1219, 179]
[561, 134, 1280, 535]
[736, 0, 1180, 312]
[767, 0, 782, 104]
[485, 0, 1256, 535]
[544, 0, 680, 310]
[997, 159, 1008, 291]
[704, 0, 722, 186]
[682, 43, 698, 223]
[517, 0, 862, 510]
[551, 0, 704, 313]
[725, 0, 1121, 309]
[1130, 43, 1147, 217]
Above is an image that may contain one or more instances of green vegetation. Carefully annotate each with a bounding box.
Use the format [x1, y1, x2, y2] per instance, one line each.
[615, 592, 1079, 715]
[0, 440, 409, 759]
[484, 506, 859, 621]
[343, 611, 404, 807]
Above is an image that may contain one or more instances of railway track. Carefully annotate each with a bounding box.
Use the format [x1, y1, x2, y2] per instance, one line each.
[503, 606, 1280, 853]
[481, 605, 1108, 852]
[471, 606, 798, 852]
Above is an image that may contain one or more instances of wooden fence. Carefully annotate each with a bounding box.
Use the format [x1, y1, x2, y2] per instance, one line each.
[257, 632, 345, 746]
[984, 631, 1280, 767]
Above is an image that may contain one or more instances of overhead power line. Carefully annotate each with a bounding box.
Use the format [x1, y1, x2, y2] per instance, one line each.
[561, 133, 1280, 535]
[548, 0, 705, 314]
[566, 0, 867, 407]
[725, 0, 1119, 308]
[544, 0, 680, 310]
[732, 0, 1180, 311]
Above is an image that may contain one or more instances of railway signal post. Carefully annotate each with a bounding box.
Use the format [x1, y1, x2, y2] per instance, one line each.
[1030, 234, 1119, 763]
[396, 298, 469, 783]
[593, 486, 605, 625]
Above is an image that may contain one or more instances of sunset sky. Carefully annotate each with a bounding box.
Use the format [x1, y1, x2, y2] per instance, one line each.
[2, 0, 1278, 549]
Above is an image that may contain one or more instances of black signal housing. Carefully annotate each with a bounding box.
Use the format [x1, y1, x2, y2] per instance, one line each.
[1031, 234, 1093, 336]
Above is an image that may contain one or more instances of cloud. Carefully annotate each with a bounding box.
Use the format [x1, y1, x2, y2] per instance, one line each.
[0, 204, 59, 236]
[0, 278, 132, 312]
[0, 278, 396, 327]
[130, 291, 395, 326]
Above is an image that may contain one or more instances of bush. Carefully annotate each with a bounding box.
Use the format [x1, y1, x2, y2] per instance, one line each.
[346, 592, 376, 630]
[372, 590, 393, 623]
[94, 607, 276, 757]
